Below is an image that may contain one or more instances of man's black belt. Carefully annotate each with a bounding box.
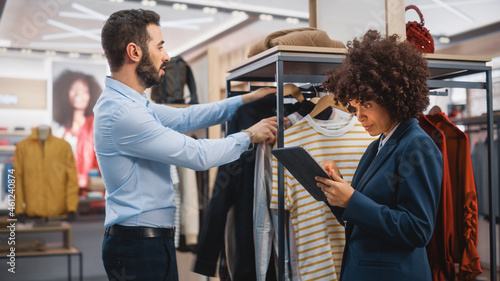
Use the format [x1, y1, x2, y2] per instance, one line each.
[105, 224, 175, 239]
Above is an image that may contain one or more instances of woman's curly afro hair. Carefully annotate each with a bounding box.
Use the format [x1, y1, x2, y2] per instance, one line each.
[323, 30, 430, 122]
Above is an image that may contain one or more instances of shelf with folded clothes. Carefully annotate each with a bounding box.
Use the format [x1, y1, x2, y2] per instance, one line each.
[0, 130, 30, 152]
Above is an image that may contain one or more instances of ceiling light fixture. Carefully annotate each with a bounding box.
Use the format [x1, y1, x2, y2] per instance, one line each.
[439, 37, 451, 44]
[163, 0, 307, 20]
[0, 39, 11, 47]
[160, 17, 215, 30]
[173, 3, 188, 10]
[259, 14, 273, 21]
[429, 0, 474, 23]
[168, 12, 248, 57]
[202, 7, 217, 14]
[231, 11, 247, 17]
[285, 17, 299, 24]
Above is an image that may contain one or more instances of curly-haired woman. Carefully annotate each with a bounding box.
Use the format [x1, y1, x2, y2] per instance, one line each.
[316, 30, 443, 281]
[53, 70, 102, 188]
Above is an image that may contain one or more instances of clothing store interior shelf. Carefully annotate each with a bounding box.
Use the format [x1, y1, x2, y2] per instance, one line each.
[0, 222, 82, 280]
[225, 45, 496, 281]
[226, 45, 491, 86]
[0, 131, 30, 161]
[453, 115, 500, 126]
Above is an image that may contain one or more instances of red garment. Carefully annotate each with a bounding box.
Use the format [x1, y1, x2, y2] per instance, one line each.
[63, 115, 99, 188]
[426, 113, 482, 281]
[418, 115, 455, 280]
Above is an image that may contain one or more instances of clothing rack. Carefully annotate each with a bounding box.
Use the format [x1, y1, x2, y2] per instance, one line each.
[225, 45, 496, 281]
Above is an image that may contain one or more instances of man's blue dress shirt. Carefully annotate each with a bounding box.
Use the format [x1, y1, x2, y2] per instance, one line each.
[94, 77, 250, 228]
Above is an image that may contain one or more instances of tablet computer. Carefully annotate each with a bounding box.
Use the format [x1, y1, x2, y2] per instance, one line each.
[271, 146, 332, 202]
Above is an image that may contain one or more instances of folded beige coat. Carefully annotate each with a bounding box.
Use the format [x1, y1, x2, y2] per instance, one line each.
[247, 27, 346, 58]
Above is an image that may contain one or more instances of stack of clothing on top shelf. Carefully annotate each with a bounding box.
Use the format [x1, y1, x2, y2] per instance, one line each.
[418, 113, 482, 281]
[247, 27, 346, 58]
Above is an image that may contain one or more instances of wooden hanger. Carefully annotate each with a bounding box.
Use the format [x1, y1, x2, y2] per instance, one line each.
[309, 95, 351, 118]
[283, 84, 304, 103]
[310, 97, 320, 104]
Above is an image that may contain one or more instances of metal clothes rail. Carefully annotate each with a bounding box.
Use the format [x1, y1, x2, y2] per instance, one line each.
[226, 45, 496, 281]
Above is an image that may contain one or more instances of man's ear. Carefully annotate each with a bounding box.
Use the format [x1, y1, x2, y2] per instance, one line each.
[126, 43, 142, 63]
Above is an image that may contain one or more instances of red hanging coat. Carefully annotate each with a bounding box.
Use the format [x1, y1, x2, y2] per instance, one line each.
[426, 113, 482, 281]
[418, 114, 455, 280]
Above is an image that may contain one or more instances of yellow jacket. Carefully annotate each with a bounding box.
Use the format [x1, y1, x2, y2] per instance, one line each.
[14, 127, 79, 217]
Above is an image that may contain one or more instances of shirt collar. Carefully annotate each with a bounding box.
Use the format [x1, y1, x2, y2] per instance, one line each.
[105, 76, 149, 106]
[378, 123, 400, 152]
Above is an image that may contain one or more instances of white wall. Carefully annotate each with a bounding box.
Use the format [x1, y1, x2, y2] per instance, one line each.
[189, 55, 209, 104]
[0, 55, 51, 131]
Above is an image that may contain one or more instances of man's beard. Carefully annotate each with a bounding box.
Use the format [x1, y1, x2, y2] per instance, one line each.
[136, 53, 165, 89]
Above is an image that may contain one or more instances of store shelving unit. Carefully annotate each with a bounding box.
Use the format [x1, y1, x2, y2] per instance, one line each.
[0, 130, 30, 163]
[226, 45, 496, 281]
[0, 221, 82, 280]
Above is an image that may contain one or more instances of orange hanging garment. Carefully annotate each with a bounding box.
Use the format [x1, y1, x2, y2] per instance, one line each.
[426, 113, 482, 281]
[418, 114, 455, 280]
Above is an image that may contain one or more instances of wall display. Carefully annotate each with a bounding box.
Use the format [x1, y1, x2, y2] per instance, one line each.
[51, 61, 106, 188]
[0, 77, 46, 109]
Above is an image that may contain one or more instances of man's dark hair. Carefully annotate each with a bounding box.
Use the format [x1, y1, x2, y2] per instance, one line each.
[53, 70, 102, 128]
[323, 30, 430, 122]
[101, 9, 160, 72]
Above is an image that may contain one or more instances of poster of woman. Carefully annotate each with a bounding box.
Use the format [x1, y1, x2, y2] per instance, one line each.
[52, 61, 106, 189]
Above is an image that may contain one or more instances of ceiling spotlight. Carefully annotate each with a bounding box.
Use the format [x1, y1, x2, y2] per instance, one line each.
[21, 49, 32, 55]
[173, 3, 187, 10]
[0, 47, 7, 52]
[45, 50, 56, 56]
[69, 52, 80, 58]
[231, 11, 247, 17]
[286, 17, 299, 24]
[149, 1, 157, 6]
[141, 0, 149, 6]
[259, 14, 273, 21]
[439, 37, 450, 44]
[203, 7, 217, 14]
[91, 53, 103, 59]
[116, 0, 124, 2]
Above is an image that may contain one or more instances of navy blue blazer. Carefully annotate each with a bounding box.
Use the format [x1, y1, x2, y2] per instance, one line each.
[330, 118, 443, 281]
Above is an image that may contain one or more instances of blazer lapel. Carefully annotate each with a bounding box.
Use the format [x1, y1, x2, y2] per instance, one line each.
[351, 139, 379, 187]
[353, 119, 418, 193]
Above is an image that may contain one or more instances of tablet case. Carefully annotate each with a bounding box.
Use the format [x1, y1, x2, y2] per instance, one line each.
[271, 146, 331, 202]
